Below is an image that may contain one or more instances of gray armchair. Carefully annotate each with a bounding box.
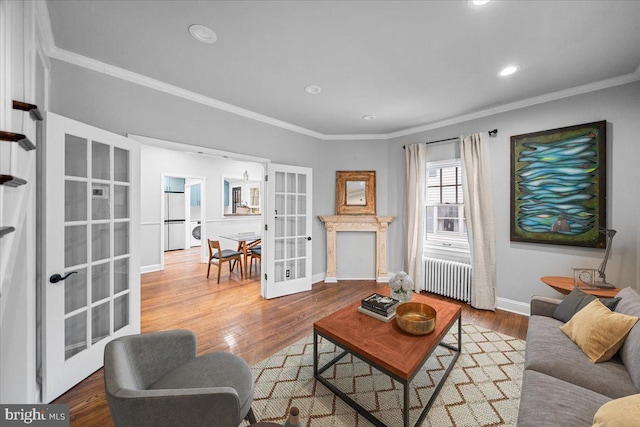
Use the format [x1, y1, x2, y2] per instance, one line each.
[104, 329, 256, 427]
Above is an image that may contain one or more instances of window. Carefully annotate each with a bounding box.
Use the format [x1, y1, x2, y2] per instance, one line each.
[425, 160, 468, 250]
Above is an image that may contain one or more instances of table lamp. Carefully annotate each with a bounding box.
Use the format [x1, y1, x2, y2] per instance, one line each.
[597, 228, 616, 288]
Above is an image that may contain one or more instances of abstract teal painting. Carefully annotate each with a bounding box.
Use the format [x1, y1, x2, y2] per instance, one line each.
[510, 121, 606, 248]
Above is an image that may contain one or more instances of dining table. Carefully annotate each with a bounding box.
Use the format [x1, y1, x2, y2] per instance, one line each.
[220, 232, 262, 279]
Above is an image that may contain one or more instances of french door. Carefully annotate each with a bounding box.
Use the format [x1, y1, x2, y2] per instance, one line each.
[42, 113, 140, 402]
[262, 163, 312, 299]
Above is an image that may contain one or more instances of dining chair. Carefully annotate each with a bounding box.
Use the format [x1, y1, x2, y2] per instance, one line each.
[207, 239, 243, 283]
[249, 245, 261, 277]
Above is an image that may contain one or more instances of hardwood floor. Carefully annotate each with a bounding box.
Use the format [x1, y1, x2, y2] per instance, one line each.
[54, 248, 528, 426]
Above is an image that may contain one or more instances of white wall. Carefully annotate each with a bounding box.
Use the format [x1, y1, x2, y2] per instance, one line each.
[388, 82, 640, 308]
[0, 0, 48, 403]
[50, 59, 393, 280]
[140, 144, 264, 271]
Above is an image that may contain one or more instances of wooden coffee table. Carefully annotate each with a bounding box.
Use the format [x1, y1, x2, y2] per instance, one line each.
[313, 288, 462, 427]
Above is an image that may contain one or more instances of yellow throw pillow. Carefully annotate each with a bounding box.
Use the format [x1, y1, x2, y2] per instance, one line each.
[592, 394, 640, 426]
[560, 299, 638, 363]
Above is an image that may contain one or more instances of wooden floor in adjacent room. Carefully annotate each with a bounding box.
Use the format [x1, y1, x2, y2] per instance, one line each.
[54, 248, 529, 427]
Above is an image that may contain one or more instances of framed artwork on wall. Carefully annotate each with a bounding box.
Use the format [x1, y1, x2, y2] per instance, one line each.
[510, 120, 607, 248]
[336, 171, 376, 215]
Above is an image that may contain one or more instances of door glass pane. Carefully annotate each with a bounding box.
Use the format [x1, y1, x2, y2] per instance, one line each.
[286, 173, 296, 193]
[286, 195, 296, 215]
[65, 180, 87, 222]
[275, 172, 285, 193]
[274, 261, 285, 283]
[296, 259, 306, 280]
[297, 237, 307, 257]
[297, 217, 306, 236]
[65, 311, 87, 360]
[92, 224, 110, 261]
[65, 225, 87, 268]
[91, 183, 110, 220]
[274, 239, 284, 261]
[114, 222, 129, 256]
[286, 217, 296, 237]
[114, 294, 129, 332]
[275, 194, 285, 216]
[92, 141, 110, 180]
[91, 262, 110, 303]
[65, 134, 87, 178]
[114, 185, 129, 219]
[297, 174, 306, 194]
[275, 217, 284, 238]
[91, 302, 110, 345]
[65, 268, 87, 314]
[114, 258, 129, 293]
[297, 195, 306, 215]
[114, 147, 130, 182]
[286, 260, 295, 281]
[286, 237, 296, 258]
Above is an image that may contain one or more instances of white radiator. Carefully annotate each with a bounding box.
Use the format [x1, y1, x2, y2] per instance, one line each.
[424, 257, 472, 302]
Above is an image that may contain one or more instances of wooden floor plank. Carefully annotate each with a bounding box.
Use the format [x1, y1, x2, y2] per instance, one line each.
[54, 248, 528, 426]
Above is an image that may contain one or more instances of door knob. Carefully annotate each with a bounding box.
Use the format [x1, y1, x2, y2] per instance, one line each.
[307, 236, 312, 241]
[49, 271, 78, 284]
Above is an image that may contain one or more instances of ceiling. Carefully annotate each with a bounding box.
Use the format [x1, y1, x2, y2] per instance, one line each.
[46, 0, 640, 138]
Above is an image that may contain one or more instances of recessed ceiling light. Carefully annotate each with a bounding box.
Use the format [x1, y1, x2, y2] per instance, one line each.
[362, 115, 376, 120]
[189, 24, 217, 44]
[468, 0, 490, 9]
[304, 85, 322, 95]
[498, 65, 520, 77]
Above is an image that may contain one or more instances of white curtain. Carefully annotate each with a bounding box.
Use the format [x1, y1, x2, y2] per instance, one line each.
[461, 132, 497, 311]
[404, 143, 426, 292]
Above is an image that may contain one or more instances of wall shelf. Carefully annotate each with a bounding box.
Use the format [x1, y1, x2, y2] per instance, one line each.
[0, 226, 16, 238]
[0, 175, 27, 187]
[0, 130, 35, 151]
[13, 100, 43, 121]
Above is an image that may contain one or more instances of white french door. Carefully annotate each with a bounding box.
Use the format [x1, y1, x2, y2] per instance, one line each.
[42, 113, 140, 402]
[262, 163, 312, 299]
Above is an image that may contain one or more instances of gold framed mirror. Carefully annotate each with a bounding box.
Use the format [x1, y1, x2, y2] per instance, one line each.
[336, 171, 376, 215]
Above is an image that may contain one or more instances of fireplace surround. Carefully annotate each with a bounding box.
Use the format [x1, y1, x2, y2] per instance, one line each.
[318, 215, 396, 283]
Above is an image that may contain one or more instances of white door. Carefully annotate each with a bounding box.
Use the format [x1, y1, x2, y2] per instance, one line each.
[42, 113, 140, 402]
[262, 163, 312, 299]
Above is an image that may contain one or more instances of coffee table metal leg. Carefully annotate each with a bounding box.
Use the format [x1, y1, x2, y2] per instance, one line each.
[414, 315, 462, 426]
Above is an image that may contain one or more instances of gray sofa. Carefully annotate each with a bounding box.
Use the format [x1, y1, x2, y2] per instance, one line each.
[517, 287, 640, 426]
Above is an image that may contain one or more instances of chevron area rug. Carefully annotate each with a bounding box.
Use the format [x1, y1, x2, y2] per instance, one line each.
[246, 323, 525, 427]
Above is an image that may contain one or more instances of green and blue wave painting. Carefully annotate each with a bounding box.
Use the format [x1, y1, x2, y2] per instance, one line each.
[513, 123, 604, 246]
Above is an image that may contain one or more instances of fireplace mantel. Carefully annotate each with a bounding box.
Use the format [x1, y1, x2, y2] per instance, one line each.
[318, 215, 396, 283]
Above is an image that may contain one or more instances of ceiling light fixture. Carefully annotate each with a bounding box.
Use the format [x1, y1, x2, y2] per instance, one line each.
[498, 65, 520, 77]
[467, 0, 490, 9]
[362, 115, 376, 120]
[188, 24, 217, 44]
[304, 85, 322, 95]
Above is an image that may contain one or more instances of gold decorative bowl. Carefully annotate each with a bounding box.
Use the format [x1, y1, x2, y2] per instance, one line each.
[395, 302, 437, 335]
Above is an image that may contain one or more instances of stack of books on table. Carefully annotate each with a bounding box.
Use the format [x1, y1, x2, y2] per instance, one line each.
[358, 293, 401, 322]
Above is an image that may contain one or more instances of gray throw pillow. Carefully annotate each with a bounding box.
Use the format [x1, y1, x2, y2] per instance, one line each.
[552, 287, 621, 323]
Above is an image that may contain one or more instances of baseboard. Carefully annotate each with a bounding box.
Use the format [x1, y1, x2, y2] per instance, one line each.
[141, 264, 161, 274]
[312, 273, 326, 284]
[496, 297, 530, 316]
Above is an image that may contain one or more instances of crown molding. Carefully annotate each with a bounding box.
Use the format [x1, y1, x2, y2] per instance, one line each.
[387, 72, 640, 140]
[49, 46, 328, 140]
[46, 45, 640, 141]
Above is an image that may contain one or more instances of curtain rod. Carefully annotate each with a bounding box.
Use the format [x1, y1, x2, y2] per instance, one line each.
[402, 129, 498, 149]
